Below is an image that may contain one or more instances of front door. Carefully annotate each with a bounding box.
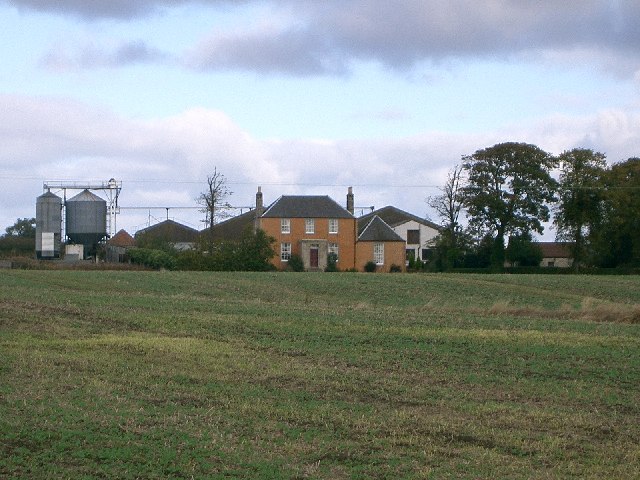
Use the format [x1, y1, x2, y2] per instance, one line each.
[310, 247, 319, 269]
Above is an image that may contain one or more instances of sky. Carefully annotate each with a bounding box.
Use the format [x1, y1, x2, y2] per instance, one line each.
[2, 0, 640, 239]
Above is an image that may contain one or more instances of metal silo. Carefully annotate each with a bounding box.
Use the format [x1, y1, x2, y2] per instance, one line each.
[65, 189, 107, 254]
[35, 191, 62, 259]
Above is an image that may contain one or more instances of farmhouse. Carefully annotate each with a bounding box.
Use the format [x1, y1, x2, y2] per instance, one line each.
[358, 206, 441, 263]
[537, 242, 573, 268]
[209, 187, 407, 271]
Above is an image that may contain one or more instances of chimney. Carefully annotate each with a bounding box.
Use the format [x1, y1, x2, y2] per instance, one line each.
[346, 186, 354, 215]
[254, 186, 264, 232]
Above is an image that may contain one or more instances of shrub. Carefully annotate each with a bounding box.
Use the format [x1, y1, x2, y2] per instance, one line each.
[325, 252, 339, 272]
[390, 264, 403, 273]
[364, 261, 377, 272]
[287, 254, 305, 272]
[128, 248, 177, 270]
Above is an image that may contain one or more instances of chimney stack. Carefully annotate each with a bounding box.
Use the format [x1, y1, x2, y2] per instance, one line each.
[254, 186, 264, 232]
[346, 186, 354, 215]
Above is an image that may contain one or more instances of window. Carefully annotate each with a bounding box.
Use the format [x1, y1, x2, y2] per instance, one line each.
[328, 218, 339, 234]
[281, 242, 291, 261]
[328, 242, 339, 261]
[281, 218, 290, 234]
[407, 229, 420, 244]
[374, 242, 384, 265]
[305, 218, 315, 234]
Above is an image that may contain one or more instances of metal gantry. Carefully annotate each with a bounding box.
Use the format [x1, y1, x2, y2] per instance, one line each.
[43, 179, 122, 239]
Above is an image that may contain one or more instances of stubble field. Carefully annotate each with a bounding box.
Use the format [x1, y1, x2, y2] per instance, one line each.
[1, 271, 639, 478]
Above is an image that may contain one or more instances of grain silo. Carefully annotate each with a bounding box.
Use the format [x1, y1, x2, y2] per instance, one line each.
[35, 191, 62, 259]
[65, 189, 107, 255]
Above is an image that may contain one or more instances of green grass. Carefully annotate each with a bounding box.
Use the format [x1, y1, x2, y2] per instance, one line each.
[1, 271, 639, 479]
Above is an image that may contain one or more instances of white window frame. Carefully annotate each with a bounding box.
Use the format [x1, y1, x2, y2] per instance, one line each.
[305, 218, 315, 234]
[281, 218, 290, 234]
[374, 242, 384, 265]
[281, 242, 291, 261]
[328, 218, 339, 234]
[328, 242, 339, 262]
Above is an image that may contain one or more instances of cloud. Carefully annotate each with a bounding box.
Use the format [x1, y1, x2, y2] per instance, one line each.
[185, 24, 348, 76]
[40, 40, 171, 71]
[3, 0, 240, 20]
[182, 1, 640, 77]
[13, 0, 640, 77]
[2, 94, 640, 234]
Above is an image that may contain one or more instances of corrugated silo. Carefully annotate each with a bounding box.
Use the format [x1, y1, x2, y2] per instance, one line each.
[36, 191, 62, 259]
[65, 189, 107, 254]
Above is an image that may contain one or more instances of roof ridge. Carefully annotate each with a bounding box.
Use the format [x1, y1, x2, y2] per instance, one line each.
[358, 215, 378, 239]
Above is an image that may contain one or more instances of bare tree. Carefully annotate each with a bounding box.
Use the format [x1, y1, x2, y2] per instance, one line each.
[197, 168, 232, 231]
[428, 165, 464, 238]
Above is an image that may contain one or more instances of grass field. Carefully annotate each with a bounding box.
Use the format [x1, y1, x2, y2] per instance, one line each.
[1, 271, 639, 479]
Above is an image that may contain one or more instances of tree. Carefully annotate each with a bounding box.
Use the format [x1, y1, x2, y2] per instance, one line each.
[235, 227, 276, 271]
[461, 142, 557, 268]
[428, 165, 464, 241]
[505, 232, 543, 267]
[4, 217, 36, 238]
[590, 157, 640, 267]
[427, 165, 467, 270]
[553, 148, 606, 269]
[197, 168, 232, 232]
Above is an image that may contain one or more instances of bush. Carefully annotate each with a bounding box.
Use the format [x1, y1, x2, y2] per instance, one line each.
[287, 254, 305, 272]
[325, 252, 339, 272]
[390, 264, 403, 273]
[128, 248, 177, 270]
[364, 261, 377, 272]
[0, 236, 35, 258]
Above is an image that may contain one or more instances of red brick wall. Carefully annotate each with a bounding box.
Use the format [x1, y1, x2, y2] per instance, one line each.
[259, 217, 357, 270]
[355, 241, 406, 272]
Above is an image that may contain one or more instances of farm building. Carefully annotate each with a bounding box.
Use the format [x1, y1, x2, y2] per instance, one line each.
[537, 242, 573, 268]
[105, 229, 136, 263]
[357, 206, 442, 264]
[135, 219, 199, 251]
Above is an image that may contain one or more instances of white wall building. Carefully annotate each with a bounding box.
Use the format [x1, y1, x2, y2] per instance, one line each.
[358, 206, 441, 263]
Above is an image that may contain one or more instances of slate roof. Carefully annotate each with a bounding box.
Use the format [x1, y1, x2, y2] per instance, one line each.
[358, 215, 405, 242]
[536, 242, 573, 258]
[358, 205, 441, 231]
[203, 209, 257, 241]
[261, 196, 353, 218]
[135, 219, 199, 242]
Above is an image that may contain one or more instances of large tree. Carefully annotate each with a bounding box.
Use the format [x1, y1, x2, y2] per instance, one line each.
[591, 157, 640, 267]
[461, 142, 557, 267]
[553, 148, 606, 268]
[197, 167, 232, 232]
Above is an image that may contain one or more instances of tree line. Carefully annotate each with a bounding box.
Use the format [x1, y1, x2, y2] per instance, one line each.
[428, 142, 640, 271]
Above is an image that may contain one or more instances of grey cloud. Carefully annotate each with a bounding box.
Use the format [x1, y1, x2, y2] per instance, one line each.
[41, 40, 170, 71]
[3, 0, 239, 20]
[9, 0, 640, 76]
[185, 0, 640, 76]
[186, 27, 348, 76]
